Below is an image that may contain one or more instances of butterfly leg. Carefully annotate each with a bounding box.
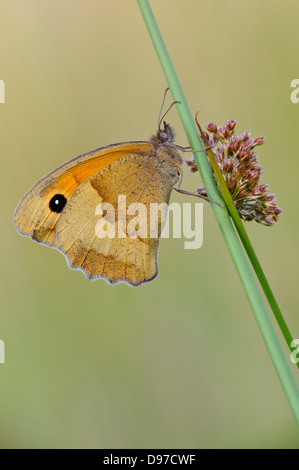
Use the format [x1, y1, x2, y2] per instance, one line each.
[169, 144, 210, 153]
[177, 172, 183, 189]
[174, 187, 224, 207]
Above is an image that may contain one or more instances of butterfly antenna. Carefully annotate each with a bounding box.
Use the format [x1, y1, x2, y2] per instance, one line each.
[158, 100, 180, 130]
[157, 88, 170, 130]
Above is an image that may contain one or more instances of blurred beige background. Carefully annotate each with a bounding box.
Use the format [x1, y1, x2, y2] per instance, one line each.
[0, 0, 299, 448]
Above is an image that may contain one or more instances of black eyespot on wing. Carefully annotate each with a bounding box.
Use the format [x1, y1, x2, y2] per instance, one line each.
[49, 194, 67, 213]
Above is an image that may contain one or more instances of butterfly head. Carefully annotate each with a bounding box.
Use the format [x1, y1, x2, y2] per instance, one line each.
[151, 121, 176, 147]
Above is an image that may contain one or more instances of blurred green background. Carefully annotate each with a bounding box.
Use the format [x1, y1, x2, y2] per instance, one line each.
[1, 0, 299, 448]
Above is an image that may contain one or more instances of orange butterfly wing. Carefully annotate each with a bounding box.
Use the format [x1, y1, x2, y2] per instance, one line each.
[14, 142, 153, 248]
[14, 139, 182, 285]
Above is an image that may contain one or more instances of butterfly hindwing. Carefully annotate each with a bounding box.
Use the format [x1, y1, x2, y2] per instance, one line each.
[58, 154, 177, 285]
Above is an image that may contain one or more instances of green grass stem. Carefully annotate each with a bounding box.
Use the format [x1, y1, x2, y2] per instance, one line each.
[137, 0, 299, 425]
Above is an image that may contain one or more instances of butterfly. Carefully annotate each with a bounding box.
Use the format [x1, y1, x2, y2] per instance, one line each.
[14, 114, 184, 286]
